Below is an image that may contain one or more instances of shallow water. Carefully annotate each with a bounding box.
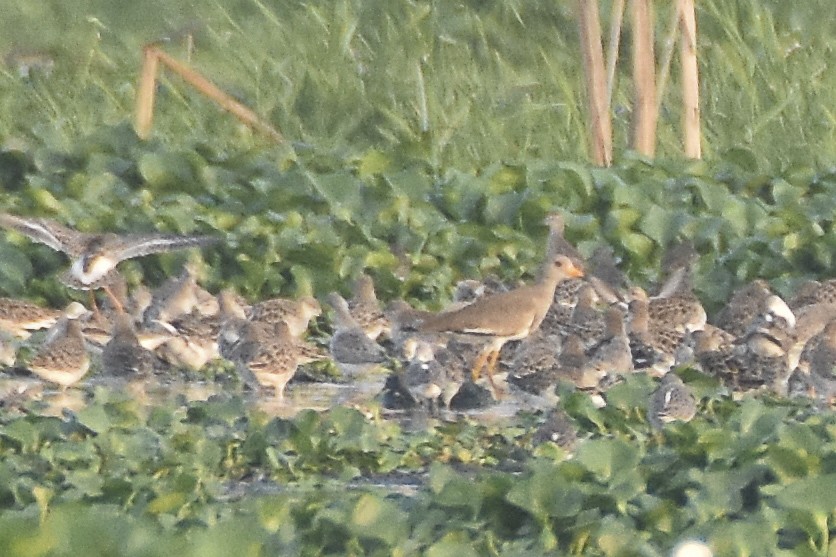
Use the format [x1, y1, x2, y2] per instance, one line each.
[0, 367, 534, 425]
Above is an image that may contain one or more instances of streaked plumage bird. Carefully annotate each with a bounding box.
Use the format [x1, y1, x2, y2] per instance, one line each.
[585, 244, 628, 304]
[248, 295, 322, 338]
[0, 212, 217, 307]
[647, 373, 697, 429]
[101, 312, 154, 377]
[27, 317, 89, 388]
[217, 289, 250, 363]
[326, 292, 387, 376]
[384, 299, 436, 354]
[627, 287, 686, 375]
[654, 240, 699, 298]
[346, 273, 389, 340]
[576, 306, 633, 385]
[142, 264, 202, 324]
[507, 330, 562, 397]
[399, 339, 467, 411]
[223, 320, 327, 399]
[688, 327, 736, 378]
[725, 299, 796, 395]
[0, 298, 69, 339]
[532, 407, 578, 450]
[788, 278, 836, 310]
[156, 311, 220, 371]
[564, 284, 605, 347]
[790, 301, 836, 370]
[649, 241, 706, 333]
[647, 294, 706, 335]
[713, 279, 773, 337]
[801, 319, 836, 405]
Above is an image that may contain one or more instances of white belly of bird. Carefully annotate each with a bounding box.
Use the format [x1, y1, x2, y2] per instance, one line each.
[71, 256, 116, 285]
[30, 360, 90, 387]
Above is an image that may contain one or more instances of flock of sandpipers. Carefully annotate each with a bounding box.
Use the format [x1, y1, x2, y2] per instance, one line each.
[0, 211, 833, 435]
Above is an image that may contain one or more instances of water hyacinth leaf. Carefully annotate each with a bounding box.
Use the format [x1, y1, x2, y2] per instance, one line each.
[620, 232, 655, 261]
[329, 406, 384, 453]
[138, 151, 198, 192]
[594, 516, 648, 557]
[425, 532, 481, 557]
[605, 207, 642, 234]
[774, 474, 836, 514]
[484, 163, 526, 195]
[602, 372, 655, 414]
[349, 493, 408, 545]
[708, 515, 780, 557]
[428, 463, 483, 515]
[686, 465, 769, 520]
[483, 191, 525, 226]
[306, 170, 365, 222]
[735, 398, 789, 442]
[505, 462, 583, 520]
[433, 170, 487, 222]
[74, 404, 112, 435]
[63, 470, 105, 499]
[0, 242, 33, 295]
[384, 169, 432, 203]
[574, 438, 641, 482]
[764, 445, 815, 481]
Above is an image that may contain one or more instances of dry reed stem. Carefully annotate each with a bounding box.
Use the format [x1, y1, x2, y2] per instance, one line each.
[604, 0, 626, 113]
[134, 46, 159, 140]
[630, 0, 657, 156]
[577, 0, 612, 166]
[135, 44, 284, 143]
[655, 2, 682, 114]
[679, 0, 701, 158]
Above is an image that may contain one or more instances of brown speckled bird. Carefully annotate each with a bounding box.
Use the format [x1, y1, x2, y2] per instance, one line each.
[713, 279, 774, 337]
[248, 295, 322, 338]
[346, 273, 390, 340]
[27, 317, 89, 388]
[326, 292, 387, 377]
[647, 373, 697, 429]
[223, 319, 327, 399]
[101, 312, 154, 377]
[0, 298, 69, 339]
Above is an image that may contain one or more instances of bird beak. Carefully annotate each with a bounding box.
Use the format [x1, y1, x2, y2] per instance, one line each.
[567, 263, 585, 278]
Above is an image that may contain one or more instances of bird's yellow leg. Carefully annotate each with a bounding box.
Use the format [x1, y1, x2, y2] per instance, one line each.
[470, 350, 490, 381]
[103, 286, 125, 314]
[88, 290, 101, 320]
[485, 349, 502, 396]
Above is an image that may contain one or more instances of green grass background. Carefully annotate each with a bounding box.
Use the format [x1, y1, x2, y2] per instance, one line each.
[1, 0, 834, 171]
[0, 2, 835, 555]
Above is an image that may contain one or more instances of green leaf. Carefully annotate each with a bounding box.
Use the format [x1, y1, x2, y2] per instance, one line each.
[505, 462, 583, 520]
[774, 474, 836, 514]
[0, 242, 33, 295]
[425, 532, 480, 557]
[138, 151, 197, 192]
[574, 438, 641, 482]
[75, 404, 111, 434]
[349, 493, 408, 545]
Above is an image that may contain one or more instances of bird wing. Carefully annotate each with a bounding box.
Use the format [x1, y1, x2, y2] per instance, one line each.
[111, 234, 218, 261]
[419, 286, 543, 338]
[0, 213, 80, 254]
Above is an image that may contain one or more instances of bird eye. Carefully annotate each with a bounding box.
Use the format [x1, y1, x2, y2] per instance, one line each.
[555, 259, 564, 268]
